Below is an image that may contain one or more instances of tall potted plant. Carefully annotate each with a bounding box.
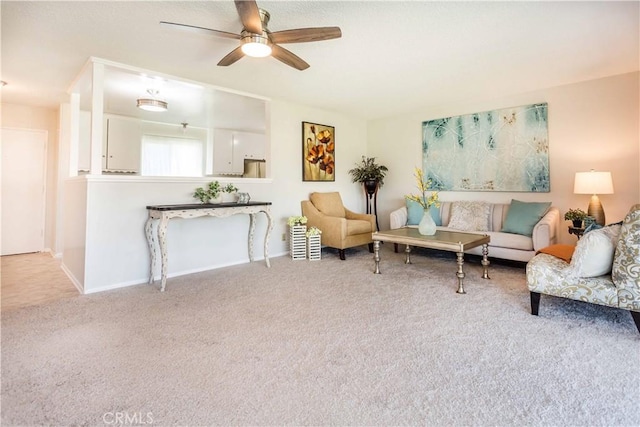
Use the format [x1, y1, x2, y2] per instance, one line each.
[348, 156, 389, 195]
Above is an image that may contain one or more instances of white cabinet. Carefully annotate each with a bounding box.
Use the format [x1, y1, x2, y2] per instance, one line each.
[104, 118, 141, 172]
[78, 116, 141, 173]
[235, 131, 266, 161]
[212, 129, 237, 174]
[213, 129, 266, 175]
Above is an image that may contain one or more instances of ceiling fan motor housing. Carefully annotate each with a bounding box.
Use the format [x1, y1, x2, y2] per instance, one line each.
[258, 8, 270, 28]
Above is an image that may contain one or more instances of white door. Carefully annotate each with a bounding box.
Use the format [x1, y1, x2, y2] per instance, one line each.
[1, 128, 47, 255]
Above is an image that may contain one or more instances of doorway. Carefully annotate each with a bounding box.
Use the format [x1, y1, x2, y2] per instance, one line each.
[1, 128, 47, 256]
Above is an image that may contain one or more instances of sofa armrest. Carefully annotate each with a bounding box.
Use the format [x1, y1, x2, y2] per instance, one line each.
[532, 207, 560, 251]
[344, 208, 376, 230]
[390, 206, 407, 230]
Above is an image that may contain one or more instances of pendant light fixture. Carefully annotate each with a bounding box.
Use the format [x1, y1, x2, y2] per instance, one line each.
[136, 89, 168, 112]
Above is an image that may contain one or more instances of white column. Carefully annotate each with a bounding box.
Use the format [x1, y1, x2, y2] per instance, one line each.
[89, 62, 104, 175]
[68, 95, 80, 177]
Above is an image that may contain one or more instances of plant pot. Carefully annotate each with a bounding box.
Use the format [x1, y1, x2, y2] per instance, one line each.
[221, 193, 237, 203]
[363, 179, 378, 196]
[290, 225, 307, 260]
[307, 234, 321, 261]
[572, 219, 583, 228]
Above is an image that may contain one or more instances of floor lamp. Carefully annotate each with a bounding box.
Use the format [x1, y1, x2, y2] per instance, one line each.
[573, 170, 614, 226]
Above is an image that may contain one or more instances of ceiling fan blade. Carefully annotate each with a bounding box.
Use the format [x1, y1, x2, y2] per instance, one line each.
[271, 45, 310, 71]
[217, 46, 245, 66]
[270, 27, 342, 44]
[234, 0, 263, 34]
[160, 21, 240, 40]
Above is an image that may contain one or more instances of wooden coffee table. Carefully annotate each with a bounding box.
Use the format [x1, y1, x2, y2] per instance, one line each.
[372, 228, 490, 294]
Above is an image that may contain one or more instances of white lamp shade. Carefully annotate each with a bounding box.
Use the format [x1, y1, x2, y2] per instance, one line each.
[573, 171, 614, 195]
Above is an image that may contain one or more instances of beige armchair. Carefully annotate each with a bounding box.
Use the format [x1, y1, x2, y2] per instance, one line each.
[301, 192, 376, 260]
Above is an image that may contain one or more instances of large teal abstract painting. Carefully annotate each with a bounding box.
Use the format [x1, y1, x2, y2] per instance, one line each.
[422, 103, 549, 192]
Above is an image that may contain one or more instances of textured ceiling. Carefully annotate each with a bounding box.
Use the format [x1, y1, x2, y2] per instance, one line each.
[1, 1, 638, 120]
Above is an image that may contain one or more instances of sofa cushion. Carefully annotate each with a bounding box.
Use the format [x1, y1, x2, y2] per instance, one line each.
[485, 231, 534, 251]
[568, 224, 621, 278]
[310, 192, 345, 218]
[501, 199, 551, 237]
[406, 199, 441, 226]
[447, 201, 491, 232]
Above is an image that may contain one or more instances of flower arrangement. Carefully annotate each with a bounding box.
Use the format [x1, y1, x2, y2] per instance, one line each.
[305, 226, 322, 237]
[405, 167, 440, 209]
[287, 215, 308, 227]
[564, 208, 587, 221]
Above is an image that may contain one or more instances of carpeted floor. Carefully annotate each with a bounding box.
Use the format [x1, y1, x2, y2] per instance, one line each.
[2, 245, 638, 426]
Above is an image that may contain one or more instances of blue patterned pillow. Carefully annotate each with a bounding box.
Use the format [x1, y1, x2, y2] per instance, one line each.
[406, 199, 441, 226]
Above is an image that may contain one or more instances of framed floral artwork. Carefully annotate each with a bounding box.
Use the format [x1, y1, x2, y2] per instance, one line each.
[302, 121, 335, 182]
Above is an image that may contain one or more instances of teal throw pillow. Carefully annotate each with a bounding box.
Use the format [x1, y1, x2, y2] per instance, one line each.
[406, 199, 442, 226]
[501, 199, 551, 236]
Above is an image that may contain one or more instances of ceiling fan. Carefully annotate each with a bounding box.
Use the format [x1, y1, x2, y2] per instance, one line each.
[160, 0, 342, 71]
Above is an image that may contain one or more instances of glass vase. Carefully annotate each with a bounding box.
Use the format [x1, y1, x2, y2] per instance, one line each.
[418, 209, 437, 235]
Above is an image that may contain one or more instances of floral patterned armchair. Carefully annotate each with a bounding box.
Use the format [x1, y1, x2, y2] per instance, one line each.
[526, 204, 640, 333]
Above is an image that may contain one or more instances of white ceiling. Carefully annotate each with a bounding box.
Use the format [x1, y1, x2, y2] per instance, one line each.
[1, 1, 638, 121]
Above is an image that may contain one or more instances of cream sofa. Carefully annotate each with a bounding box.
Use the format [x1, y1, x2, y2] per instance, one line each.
[390, 201, 560, 262]
[526, 204, 640, 333]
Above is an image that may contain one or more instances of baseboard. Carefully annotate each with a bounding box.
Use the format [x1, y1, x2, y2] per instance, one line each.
[45, 248, 63, 259]
[83, 251, 289, 294]
[60, 263, 84, 294]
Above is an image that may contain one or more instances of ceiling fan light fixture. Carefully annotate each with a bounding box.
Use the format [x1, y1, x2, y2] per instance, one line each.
[136, 89, 168, 112]
[241, 34, 272, 57]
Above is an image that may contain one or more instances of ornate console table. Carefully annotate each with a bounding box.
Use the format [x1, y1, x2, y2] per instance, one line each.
[145, 202, 273, 291]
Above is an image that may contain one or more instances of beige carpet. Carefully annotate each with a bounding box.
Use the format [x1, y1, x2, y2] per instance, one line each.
[1, 245, 638, 426]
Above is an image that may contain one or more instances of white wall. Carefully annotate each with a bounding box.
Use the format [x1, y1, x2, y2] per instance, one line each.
[75, 98, 368, 293]
[62, 177, 87, 292]
[1, 103, 59, 253]
[368, 72, 639, 244]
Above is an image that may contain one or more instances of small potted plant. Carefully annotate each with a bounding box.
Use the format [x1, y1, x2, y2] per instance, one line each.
[287, 216, 308, 260]
[564, 208, 587, 227]
[222, 183, 238, 203]
[193, 180, 222, 204]
[306, 226, 322, 261]
[348, 156, 389, 195]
